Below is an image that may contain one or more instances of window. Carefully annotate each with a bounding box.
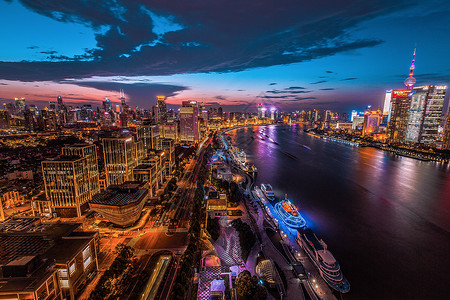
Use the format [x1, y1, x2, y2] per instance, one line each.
[58, 268, 68, 278]
[82, 245, 91, 261]
[69, 262, 76, 275]
[60, 279, 69, 288]
[83, 256, 92, 269]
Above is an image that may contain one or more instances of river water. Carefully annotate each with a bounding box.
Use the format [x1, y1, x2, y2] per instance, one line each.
[229, 125, 450, 300]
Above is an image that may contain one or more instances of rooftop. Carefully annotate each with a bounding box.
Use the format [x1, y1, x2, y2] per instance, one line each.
[91, 183, 148, 206]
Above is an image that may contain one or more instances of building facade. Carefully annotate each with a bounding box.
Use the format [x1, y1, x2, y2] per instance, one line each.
[103, 135, 138, 186]
[387, 90, 411, 143]
[42, 156, 90, 217]
[180, 101, 199, 143]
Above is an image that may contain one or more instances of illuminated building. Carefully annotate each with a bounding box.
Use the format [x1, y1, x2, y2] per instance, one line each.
[261, 107, 266, 118]
[270, 107, 276, 120]
[159, 121, 178, 141]
[63, 144, 100, 198]
[120, 89, 126, 107]
[180, 100, 199, 143]
[0, 219, 97, 300]
[102, 132, 138, 186]
[352, 116, 364, 131]
[0, 109, 10, 129]
[405, 85, 447, 145]
[42, 155, 91, 217]
[137, 124, 160, 151]
[90, 182, 148, 227]
[362, 110, 383, 136]
[14, 97, 26, 114]
[351, 110, 357, 122]
[443, 110, 450, 150]
[387, 90, 411, 143]
[257, 103, 262, 119]
[133, 150, 166, 196]
[156, 138, 175, 174]
[157, 95, 167, 122]
[102, 98, 112, 111]
[383, 90, 393, 116]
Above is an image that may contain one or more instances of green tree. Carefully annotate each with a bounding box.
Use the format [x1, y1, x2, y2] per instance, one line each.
[235, 270, 257, 298]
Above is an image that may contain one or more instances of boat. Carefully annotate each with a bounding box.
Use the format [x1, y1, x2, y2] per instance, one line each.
[261, 183, 276, 202]
[296, 228, 350, 293]
[274, 195, 306, 229]
[302, 145, 311, 151]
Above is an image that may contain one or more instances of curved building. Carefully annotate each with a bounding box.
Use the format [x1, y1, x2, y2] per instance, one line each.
[89, 182, 148, 227]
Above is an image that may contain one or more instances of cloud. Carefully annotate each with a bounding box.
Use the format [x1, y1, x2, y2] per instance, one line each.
[269, 83, 277, 85]
[69, 81, 189, 107]
[0, 0, 406, 81]
[0, 83, 8, 85]
[215, 95, 227, 100]
[341, 77, 357, 81]
[27, 46, 39, 49]
[310, 80, 328, 84]
[326, 70, 334, 73]
[40, 50, 58, 55]
[286, 86, 306, 90]
[320, 88, 335, 90]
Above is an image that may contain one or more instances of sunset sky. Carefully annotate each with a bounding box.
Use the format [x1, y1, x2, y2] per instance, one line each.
[1, 0, 450, 112]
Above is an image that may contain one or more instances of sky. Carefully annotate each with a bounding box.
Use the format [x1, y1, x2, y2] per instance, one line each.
[1, 0, 450, 113]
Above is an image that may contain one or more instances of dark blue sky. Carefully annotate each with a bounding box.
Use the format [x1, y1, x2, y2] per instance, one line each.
[1, 0, 449, 112]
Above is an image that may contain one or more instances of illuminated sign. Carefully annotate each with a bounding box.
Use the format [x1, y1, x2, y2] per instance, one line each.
[392, 90, 410, 97]
[435, 85, 447, 90]
[125, 138, 132, 142]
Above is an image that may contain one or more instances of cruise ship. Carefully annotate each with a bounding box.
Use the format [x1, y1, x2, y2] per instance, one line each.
[274, 196, 306, 229]
[260, 184, 276, 201]
[296, 228, 350, 293]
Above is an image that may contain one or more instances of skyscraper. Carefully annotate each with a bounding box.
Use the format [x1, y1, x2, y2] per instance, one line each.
[442, 109, 450, 150]
[102, 132, 138, 186]
[157, 95, 167, 122]
[63, 144, 100, 198]
[257, 103, 262, 119]
[383, 90, 393, 116]
[42, 155, 90, 217]
[180, 101, 200, 143]
[405, 85, 447, 144]
[387, 90, 411, 143]
[14, 97, 26, 115]
[137, 124, 160, 152]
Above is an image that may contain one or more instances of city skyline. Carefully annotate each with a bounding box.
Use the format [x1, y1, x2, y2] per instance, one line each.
[1, 0, 450, 112]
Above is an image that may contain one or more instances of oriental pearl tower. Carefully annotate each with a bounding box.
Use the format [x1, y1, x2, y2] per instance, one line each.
[404, 46, 417, 91]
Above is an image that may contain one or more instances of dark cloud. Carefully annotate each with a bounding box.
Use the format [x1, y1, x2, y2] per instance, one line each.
[320, 88, 335, 90]
[40, 50, 58, 55]
[261, 95, 291, 99]
[236, 89, 245, 91]
[414, 73, 450, 84]
[215, 95, 227, 100]
[0, 0, 407, 81]
[326, 70, 334, 73]
[69, 81, 189, 107]
[0, 83, 8, 85]
[286, 86, 306, 90]
[27, 46, 39, 49]
[341, 77, 357, 81]
[269, 83, 277, 85]
[310, 80, 328, 84]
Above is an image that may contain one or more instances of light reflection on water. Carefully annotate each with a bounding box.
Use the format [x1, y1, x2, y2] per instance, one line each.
[229, 125, 450, 299]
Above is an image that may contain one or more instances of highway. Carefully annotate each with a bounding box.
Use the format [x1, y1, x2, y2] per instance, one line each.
[140, 255, 172, 300]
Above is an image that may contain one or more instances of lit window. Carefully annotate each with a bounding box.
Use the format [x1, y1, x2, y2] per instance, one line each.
[60, 279, 69, 288]
[58, 268, 68, 277]
[69, 262, 76, 275]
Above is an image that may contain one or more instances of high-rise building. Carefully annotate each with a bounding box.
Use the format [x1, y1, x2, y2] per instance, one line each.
[102, 133, 138, 186]
[442, 109, 450, 150]
[157, 95, 167, 122]
[103, 98, 112, 111]
[137, 124, 160, 152]
[63, 144, 100, 198]
[387, 90, 411, 143]
[257, 103, 262, 119]
[362, 110, 383, 136]
[405, 85, 447, 144]
[120, 89, 126, 107]
[180, 101, 199, 143]
[159, 122, 178, 141]
[42, 155, 91, 217]
[0, 109, 10, 129]
[383, 90, 393, 116]
[14, 97, 26, 115]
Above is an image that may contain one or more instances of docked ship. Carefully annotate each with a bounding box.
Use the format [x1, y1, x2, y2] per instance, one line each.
[274, 196, 306, 229]
[261, 183, 276, 202]
[296, 228, 350, 293]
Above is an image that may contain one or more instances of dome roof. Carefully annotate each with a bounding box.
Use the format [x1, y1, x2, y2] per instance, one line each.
[404, 76, 416, 87]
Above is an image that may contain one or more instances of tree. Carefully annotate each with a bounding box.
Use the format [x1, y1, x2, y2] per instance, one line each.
[254, 285, 268, 300]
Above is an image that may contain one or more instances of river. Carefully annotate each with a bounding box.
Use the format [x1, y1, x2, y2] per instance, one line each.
[228, 124, 450, 300]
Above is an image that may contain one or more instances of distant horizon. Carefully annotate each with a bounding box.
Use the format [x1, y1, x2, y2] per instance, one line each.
[1, 0, 450, 112]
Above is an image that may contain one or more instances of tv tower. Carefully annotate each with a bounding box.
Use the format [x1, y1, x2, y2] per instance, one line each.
[404, 46, 416, 91]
